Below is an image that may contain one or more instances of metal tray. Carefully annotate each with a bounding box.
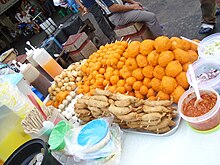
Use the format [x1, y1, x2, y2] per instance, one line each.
[122, 112, 181, 137]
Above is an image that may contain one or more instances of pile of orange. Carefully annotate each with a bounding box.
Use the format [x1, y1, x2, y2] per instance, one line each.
[77, 36, 200, 103]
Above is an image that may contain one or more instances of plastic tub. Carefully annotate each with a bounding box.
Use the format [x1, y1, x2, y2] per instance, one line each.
[29, 108, 65, 142]
[186, 58, 220, 94]
[4, 139, 61, 165]
[198, 33, 220, 59]
[178, 88, 220, 131]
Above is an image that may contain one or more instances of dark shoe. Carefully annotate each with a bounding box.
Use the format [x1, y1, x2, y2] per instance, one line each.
[199, 24, 214, 34]
[216, 7, 220, 16]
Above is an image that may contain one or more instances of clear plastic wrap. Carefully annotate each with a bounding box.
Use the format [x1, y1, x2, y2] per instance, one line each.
[0, 80, 33, 118]
[52, 117, 123, 165]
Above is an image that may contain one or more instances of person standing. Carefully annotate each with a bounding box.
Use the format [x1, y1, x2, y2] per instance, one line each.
[199, 0, 216, 34]
[40, 0, 56, 16]
[75, 0, 117, 42]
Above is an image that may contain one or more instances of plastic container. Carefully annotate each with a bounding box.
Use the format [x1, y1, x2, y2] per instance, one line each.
[26, 48, 53, 81]
[4, 139, 61, 165]
[186, 58, 220, 94]
[0, 105, 31, 162]
[20, 63, 51, 97]
[178, 87, 220, 131]
[198, 33, 220, 59]
[0, 73, 42, 107]
[33, 48, 63, 78]
[0, 77, 34, 118]
[48, 120, 71, 151]
[29, 108, 65, 142]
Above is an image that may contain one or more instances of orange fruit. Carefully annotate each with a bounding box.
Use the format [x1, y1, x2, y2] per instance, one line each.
[127, 41, 141, 58]
[125, 58, 138, 71]
[124, 83, 133, 92]
[133, 81, 142, 91]
[99, 68, 106, 74]
[110, 76, 119, 85]
[121, 41, 128, 49]
[116, 86, 126, 94]
[108, 85, 117, 93]
[103, 79, 110, 86]
[83, 85, 90, 93]
[132, 68, 144, 81]
[147, 88, 155, 98]
[96, 77, 104, 85]
[126, 77, 137, 86]
[139, 85, 148, 95]
[117, 61, 124, 69]
[106, 67, 114, 73]
[143, 77, 151, 88]
[95, 74, 104, 79]
[135, 91, 145, 99]
[140, 39, 155, 55]
[104, 72, 112, 80]
[120, 56, 126, 62]
[117, 79, 126, 87]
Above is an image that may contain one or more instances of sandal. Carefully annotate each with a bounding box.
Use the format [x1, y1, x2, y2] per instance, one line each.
[199, 23, 214, 34]
[216, 7, 220, 16]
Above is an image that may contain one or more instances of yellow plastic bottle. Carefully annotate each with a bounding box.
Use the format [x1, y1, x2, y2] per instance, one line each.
[33, 48, 63, 79]
[0, 105, 31, 162]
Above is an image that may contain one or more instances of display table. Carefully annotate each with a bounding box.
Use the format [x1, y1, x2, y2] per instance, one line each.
[120, 120, 220, 165]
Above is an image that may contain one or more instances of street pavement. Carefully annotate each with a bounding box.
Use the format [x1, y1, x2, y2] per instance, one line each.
[141, 0, 220, 40]
[14, 0, 220, 54]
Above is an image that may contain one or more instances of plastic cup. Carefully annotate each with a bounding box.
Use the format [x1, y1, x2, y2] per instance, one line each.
[186, 58, 220, 94]
[198, 33, 220, 59]
[48, 120, 71, 151]
[178, 87, 220, 131]
[29, 108, 65, 142]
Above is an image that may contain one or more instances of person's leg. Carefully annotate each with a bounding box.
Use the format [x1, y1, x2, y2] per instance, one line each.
[200, 0, 216, 24]
[216, 0, 220, 15]
[109, 9, 163, 38]
[88, 4, 116, 41]
[199, 0, 216, 34]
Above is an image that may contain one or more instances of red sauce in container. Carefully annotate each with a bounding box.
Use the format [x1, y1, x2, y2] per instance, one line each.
[182, 93, 217, 117]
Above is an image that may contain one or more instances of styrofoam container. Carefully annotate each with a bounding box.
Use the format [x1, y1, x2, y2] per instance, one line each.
[178, 87, 220, 131]
[186, 58, 220, 94]
[198, 33, 220, 59]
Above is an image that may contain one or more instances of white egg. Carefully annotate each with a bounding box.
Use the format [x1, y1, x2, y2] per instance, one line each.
[58, 104, 65, 110]
[70, 91, 76, 97]
[57, 109, 62, 113]
[66, 95, 72, 101]
[62, 99, 68, 106]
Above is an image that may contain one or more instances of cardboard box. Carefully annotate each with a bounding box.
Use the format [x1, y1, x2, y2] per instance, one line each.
[114, 23, 144, 37]
[68, 40, 97, 62]
[64, 32, 88, 52]
[122, 26, 153, 41]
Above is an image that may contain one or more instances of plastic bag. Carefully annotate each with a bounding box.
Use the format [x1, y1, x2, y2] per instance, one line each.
[53, 117, 123, 165]
[0, 80, 33, 118]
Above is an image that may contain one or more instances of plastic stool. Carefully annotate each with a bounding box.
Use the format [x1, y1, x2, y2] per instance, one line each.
[66, 8, 74, 15]
[41, 36, 62, 49]
[58, 9, 66, 17]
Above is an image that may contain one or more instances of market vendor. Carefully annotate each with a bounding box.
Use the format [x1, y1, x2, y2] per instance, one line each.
[76, 0, 163, 38]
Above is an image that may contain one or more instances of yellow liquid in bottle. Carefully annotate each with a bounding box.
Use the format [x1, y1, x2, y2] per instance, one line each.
[42, 59, 63, 78]
[0, 120, 31, 161]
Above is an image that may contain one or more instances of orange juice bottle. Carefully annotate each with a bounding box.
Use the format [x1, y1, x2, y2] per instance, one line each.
[33, 48, 63, 79]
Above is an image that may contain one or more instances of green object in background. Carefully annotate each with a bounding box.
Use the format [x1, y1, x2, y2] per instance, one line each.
[48, 120, 71, 151]
[58, 9, 66, 17]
